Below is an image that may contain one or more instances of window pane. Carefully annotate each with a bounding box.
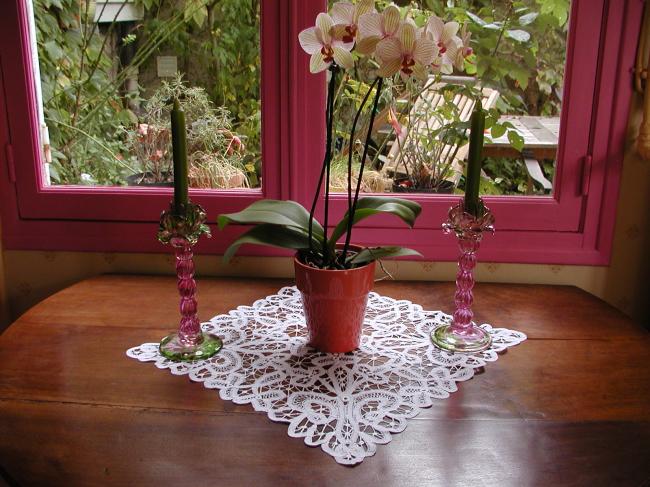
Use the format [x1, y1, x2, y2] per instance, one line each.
[32, 0, 261, 189]
[327, 0, 568, 197]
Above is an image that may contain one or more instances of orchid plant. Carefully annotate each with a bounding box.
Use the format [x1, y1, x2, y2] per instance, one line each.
[219, 1, 474, 269]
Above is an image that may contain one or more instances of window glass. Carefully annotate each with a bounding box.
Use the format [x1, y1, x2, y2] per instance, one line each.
[32, 0, 261, 189]
[327, 0, 568, 197]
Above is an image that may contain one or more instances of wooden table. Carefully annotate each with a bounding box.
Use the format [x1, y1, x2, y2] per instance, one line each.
[1, 275, 649, 487]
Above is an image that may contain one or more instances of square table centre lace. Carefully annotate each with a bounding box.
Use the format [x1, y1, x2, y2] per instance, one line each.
[127, 286, 527, 465]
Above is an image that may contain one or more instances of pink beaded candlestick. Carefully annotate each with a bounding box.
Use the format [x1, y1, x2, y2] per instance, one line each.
[158, 202, 222, 361]
[432, 199, 494, 353]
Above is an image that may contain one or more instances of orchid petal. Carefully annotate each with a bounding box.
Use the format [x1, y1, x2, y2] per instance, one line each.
[310, 52, 330, 73]
[377, 57, 401, 78]
[316, 13, 334, 44]
[413, 38, 436, 66]
[400, 23, 416, 54]
[412, 63, 429, 81]
[441, 21, 460, 43]
[444, 39, 459, 63]
[376, 37, 401, 62]
[356, 0, 375, 19]
[299, 27, 322, 55]
[314, 26, 326, 45]
[356, 35, 380, 56]
[359, 12, 383, 38]
[331, 2, 355, 24]
[426, 15, 444, 41]
[383, 5, 401, 36]
[332, 37, 355, 51]
[440, 63, 454, 74]
[333, 46, 354, 69]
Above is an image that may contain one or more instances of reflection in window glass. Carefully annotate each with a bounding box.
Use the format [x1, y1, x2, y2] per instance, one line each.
[327, 0, 568, 197]
[32, 0, 261, 189]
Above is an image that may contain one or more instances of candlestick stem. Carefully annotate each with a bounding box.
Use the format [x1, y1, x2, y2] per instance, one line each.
[432, 199, 493, 353]
[159, 237, 222, 361]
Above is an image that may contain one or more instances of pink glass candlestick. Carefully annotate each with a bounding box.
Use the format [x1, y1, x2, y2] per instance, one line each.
[159, 236, 222, 361]
[431, 199, 494, 353]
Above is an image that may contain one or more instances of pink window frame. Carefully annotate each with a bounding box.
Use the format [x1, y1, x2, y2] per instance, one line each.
[0, 0, 642, 264]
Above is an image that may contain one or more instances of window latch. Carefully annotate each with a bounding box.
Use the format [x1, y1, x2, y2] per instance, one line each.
[579, 154, 592, 196]
[4, 143, 15, 183]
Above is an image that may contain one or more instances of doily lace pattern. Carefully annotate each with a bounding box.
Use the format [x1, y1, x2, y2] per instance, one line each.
[127, 286, 526, 465]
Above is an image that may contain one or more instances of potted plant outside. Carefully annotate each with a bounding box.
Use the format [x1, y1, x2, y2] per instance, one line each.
[218, 1, 475, 353]
[125, 75, 248, 188]
[387, 83, 480, 194]
[125, 122, 173, 186]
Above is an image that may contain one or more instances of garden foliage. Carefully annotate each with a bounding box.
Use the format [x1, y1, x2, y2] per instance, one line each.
[35, 0, 567, 195]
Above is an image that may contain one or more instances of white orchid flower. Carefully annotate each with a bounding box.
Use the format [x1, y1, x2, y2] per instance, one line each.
[330, 0, 375, 44]
[425, 16, 461, 74]
[375, 22, 435, 80]
[356, 4, 402, 56]
[299, 13, 354, 73]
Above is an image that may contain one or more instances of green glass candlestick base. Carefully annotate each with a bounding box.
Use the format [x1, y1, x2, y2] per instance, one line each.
[431, 324, 491, 353]
[159, 332, 222, 362]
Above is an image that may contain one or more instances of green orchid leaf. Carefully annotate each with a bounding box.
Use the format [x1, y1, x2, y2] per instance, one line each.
[329, 197, 422, 247]
[217, 200, 324, 237]
[223, 224, 316, 263]
[348, 246, 422, 265]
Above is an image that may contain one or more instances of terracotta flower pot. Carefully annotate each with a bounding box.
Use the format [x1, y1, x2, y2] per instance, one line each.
[294, 247, 375, 353]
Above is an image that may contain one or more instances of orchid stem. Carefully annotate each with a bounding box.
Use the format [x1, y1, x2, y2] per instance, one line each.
[342, 77, 384, 266]
[308, 65, 339, 265]
[346, 77, 380, 257]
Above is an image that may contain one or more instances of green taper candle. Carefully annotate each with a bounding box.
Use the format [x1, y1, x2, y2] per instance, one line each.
[171, 98, 188, 215]
[464, 100, 485, 217]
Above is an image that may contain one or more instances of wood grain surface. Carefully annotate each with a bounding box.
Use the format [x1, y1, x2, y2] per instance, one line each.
[0, 275, 648, 487]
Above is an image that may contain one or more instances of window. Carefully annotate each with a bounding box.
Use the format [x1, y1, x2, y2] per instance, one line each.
[0, 0, 642, 263]
[35, 1, 262, 191]
[1, 0, 285, 224]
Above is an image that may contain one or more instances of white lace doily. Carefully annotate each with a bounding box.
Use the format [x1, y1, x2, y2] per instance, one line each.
[127, 286, 526, 465]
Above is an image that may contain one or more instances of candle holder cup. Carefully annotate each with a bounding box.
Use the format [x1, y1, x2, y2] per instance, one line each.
[432, 198, 495, 353]
[157, 202, 222, 361]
